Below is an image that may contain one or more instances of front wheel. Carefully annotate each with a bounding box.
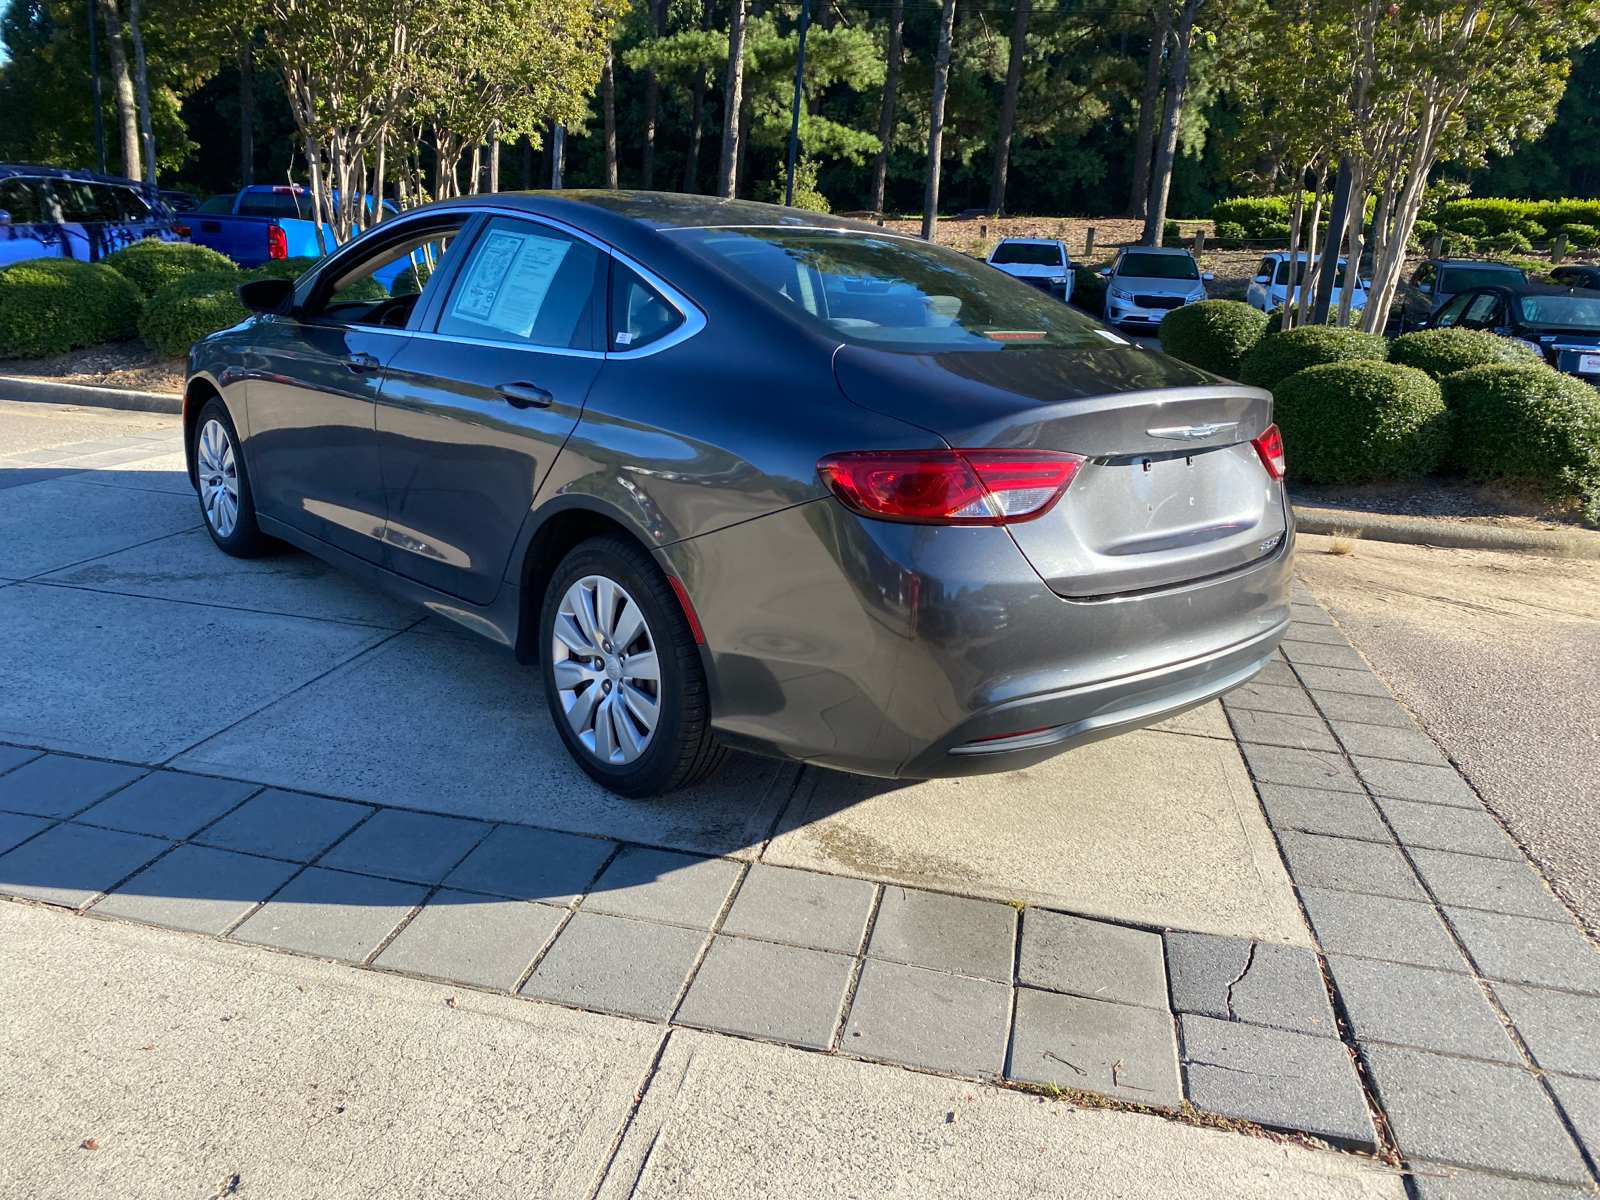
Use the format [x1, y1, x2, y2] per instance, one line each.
[194, 399, 271, 557]
[539, 535, 727, 797]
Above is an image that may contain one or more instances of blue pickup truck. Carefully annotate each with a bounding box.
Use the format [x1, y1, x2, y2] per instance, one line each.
[190, 185, 333, 267]
[0, 164, 182, 266]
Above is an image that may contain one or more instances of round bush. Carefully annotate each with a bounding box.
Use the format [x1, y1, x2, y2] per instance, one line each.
[248, 256, 321, 282]
[1556, 223, 1599, 248]
[1517, 219, 1548, 240]
[1450, 217, 1490, 238]
[1163, 219, 1181, 246]
[102, 240, 237, 296]
[0, 257, 141, 359]
[1260, 221, 1292, 245]
[1158, 299, 1269, 378]
[1274, 361, 1449, 484]
[1440, 231, 1477, 256]
[1238, 324, 1389, 391]
[1442, 364, 1600, 523]
[1389, 327, 1542, 379]
[1412, 219, 1438, 242]
[137, 270, 249, 357]
[1488, 232, 1533, 254]
[1214, 221, 1246, 250]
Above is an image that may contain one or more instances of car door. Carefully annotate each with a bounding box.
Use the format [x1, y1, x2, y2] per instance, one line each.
[1247, 257, 1273, 309]
[243, 215, 469, 562]
[1458, 292, 1503, 331]
[0, 176, 62, 265]
[374, 213, 608, 605]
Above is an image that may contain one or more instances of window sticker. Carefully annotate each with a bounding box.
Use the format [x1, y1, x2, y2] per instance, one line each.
[450, 229, 571, 337]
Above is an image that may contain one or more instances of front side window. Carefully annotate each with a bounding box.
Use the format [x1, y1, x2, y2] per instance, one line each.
[1460, 293, 1503, 329]
[671, 226, 1111, 351]
[1117, 252, 1199, 281]
[990, 242, 1064, 266]
[115, 187, 153, 220]
[0, 178, 47, 224]
[1435, 292, 1476, 326]
[310, 222, 465, 328]
[436, 217, 605, 350]
[1256, 258, 1275, 280]
[196, 194, 236, 214]
[1414, 263, 1435, 287]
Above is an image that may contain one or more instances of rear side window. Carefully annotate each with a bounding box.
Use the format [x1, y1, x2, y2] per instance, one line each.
[436, 216, 605, 350]
[0, 177, 47, 224]
[115, 187, 152, 220]
[610, 262, 683, 351]
[53, 181, 122, 223]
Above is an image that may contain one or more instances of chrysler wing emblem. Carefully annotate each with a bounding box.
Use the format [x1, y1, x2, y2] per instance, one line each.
[1147, 422, 1238, 442]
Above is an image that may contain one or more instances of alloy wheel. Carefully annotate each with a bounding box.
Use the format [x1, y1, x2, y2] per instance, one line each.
[550, 574, 661, 765]
[197, 418, 240, 539]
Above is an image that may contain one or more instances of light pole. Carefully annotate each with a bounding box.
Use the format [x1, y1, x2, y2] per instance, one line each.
[783, 0, 812, 207]
[87, 0, 105, 173]
[1311, 157, 1353, 325]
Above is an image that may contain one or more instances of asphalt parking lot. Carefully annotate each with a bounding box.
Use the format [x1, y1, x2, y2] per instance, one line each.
[1, 398, 1596, 1198]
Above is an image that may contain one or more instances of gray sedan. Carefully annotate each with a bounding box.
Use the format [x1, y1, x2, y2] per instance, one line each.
[185, 192, 1293, 796]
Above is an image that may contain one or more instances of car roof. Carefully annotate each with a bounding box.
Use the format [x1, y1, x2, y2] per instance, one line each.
[1456, 281, 1600, 299]
[1118, 245, 1191, 256]
[0, 163, 155, 189]
[441, 190, 892, 235]
[1428, 258, 1523, 271]
[992, 237, 1062, 244]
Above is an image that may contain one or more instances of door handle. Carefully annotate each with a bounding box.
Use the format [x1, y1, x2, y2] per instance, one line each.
[497, 382, 555, 410]
[344, 352, 381, 373]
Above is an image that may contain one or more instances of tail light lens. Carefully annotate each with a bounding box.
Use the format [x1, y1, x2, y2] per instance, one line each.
[267, 224, 287, 260]
[817, 449, 1086, 525]
[1252, 423, 1286, 480]
[172, 223, 191, 237]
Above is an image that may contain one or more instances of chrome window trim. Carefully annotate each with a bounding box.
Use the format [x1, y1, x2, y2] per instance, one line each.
[405, 328, 606, 361]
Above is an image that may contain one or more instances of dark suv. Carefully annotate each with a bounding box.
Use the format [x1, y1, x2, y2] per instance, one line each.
[0, 164, 180, 267]
[1398, 259, 1526, 332]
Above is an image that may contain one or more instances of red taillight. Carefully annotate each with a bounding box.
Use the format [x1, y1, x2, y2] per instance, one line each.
[817, 449, 1086, 525]
[267, 224, 287, 260]
[1252, 423, 1286, 480]
[172, 223, 191, 237]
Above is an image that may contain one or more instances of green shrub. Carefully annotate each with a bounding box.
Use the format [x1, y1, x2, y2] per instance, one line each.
[1211, 197, 1289, 238]
[1260, 221, 1292, 245]
[391, 259, 433, 295]
[101, 240, 237, 296]
[1214, 221, 1246, 250]
[1274, 360, 1450, 484]
[1440, 231, 1477, 256]
[1389, 327, 1542, 379]
[247, 255, 321, 281]
[1238, 324, 1389, 391]
[0, 257, 141, 359]
[1158, 299, 1269, 378]
[1072, 263, 1106, 313]
[1161, 219, 1181, 246]
[1442, 364, 1600, 523]
[1555, 223, 1598, 248]
[137, 269, 250, 357]
[1449, 217, 1489, 238]
[1412, 219, 1438, 241]
[1488, 232, 1533, 254]
[1517, 219, 1548, 240]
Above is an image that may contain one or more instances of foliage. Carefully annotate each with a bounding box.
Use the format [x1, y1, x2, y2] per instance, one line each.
[1389, 327, 1541, 379]
[1556, 223, 1600, 247]
[136, 268, 249, 355]
[1488, 232, 1533, 254]
[1442, 198, 1600, 235]
[1238, 324, 1389, 391]
[1211, 195, 1292, 237]
[1158, 299, 1268, 377]
[1274, 360, 1450, 483]
[755, 157, 831, 212]
[103, 239, 237, 296]
[1072, 264, 1107, 314]
[1214, 220, 1246, 249]
[248, 255, 322, 281]
[0, 257, 140, 359]
[1442, 363, 1600, 522]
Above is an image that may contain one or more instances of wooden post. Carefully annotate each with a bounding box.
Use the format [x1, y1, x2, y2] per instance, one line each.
[1084, 226, 1095, 259]
[1430, 232, 1443, 259]
[1554, 233, 1568, 265]
[979, 223, 986, 239]
[1193, 228, 1205, 260]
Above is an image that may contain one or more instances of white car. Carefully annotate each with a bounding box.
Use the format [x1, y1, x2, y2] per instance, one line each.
[987, 238, 1074, 302]
[1099, 246, 1212, 329]
[1246, 253, 1367, 316]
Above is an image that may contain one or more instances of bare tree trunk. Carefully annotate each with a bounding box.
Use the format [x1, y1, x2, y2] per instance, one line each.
[1296, 167, 1328, 327]
[988, 0, 1032, 216]
[869, 0, 905, 214]
[304, 132, 329, 255]
[1126, 7, 1170, 220]
[97, 0, 139, 180]
[641, 0, 665, 190]
[521, 134, 532, 189]
[488, 128, 499, 193]
[127, 0, 155, 183]
[1281, 168, 1305, 330]
[239, 44, 255, 186]
[682, 0, 716, 192]
[921, 0, 958, 241]
[1141, 0, 1198, 246]
[717, 0, 748, 199]
[602, 43, 619, 188]
[469, 142, 482, 195]
[372, 130, 386, 221]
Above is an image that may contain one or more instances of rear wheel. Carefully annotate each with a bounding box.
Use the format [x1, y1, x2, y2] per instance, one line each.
[195, 399, 270, 557]
[540, 535, 726, 797]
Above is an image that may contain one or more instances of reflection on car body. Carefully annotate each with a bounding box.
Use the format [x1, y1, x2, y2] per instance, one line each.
[0, 164, 181, 266]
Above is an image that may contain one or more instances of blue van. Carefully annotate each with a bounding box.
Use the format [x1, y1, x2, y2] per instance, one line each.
[0, 164, 183, 267]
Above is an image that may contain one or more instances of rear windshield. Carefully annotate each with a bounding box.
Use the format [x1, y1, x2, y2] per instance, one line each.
[669, 226, 1112, 351]
[1272, 259, 1348, 287]
[1117, 252, 1198, 281]
[236, 191, 317, 220]
[1440, 266, 1523, 292]
[990, 242, 1064, 266]
[196, 194, 236, 214]
[1519, 294, 1600, 328]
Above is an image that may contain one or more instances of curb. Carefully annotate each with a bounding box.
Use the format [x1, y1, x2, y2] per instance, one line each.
[0, 375, 182, 415]
[1294, 504, 1600, 560]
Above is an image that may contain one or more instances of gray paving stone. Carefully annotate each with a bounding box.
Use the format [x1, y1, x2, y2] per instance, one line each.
[1309, 691, 1418, 729]
[0, 745, 43, 776]
[1373, 797, 1520, 861]
[75, 771, 257, 839]
[0, 755, 145, 818]
[442, 824, 615, 904]
[1326, 956, 1520, 1064]
[1412, 1169, 1596, 1199]
[1362, 1044, 1589, 1183]
[843, 957, 1011, 1077]
[520, 910, 705, 1019]
[1257, 784, 1392, 842]
[0, 811, 51, 854]
[1330, 720, 1448, 766]
[1251, 659, 1302, 689]
[1276, 831, 1428, 901]
[1411, 850, 1572, 922]
[674, 935, 853, 1049]
[1227, 709, 1341, 753]
[582, 846, 742, 929]
[867, 886, 1016, 982]
[319, 808, 491, 885]
[0, 822, 169, 907]
[1546, 1073, 1600, 1164]
[1296, 664, 1394, 697]
[1352, 758, 1480, 809]
[1016, 909, 1167, 1009]
[195, 790, 373, 862]
[1448, 909, 1600, 995]
[1493, 985, 1600, 1080]
[91, 844, 300, 935]
[718, 864, 875, 954]
[1281, 641, 1370, 672]
[1223, 681, 1319, 717]
[231, 866, 424, 963]
[1298, 888, 1466, 972]
[1179, 1014, 1375, 1146]
[1289, 600, 1334, 625]
[1008, 988, 1182, 1105]
[372, 890, 564, 990]
[1281, 622, 1350, 646]
[1165, 933, 1336, 1037]
[1240, 744, 1363, 793]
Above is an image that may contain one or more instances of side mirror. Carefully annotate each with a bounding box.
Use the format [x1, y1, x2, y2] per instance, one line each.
[1253, 274, 1269, 284]
[0, 209, 11, 226]
[1361, 280, 1372, 290]
[1419, 282, 1433, 294]
[1201, 272, 1215, 281]
[237, 277, 295, 315]
[1098, 268, 1111, 277]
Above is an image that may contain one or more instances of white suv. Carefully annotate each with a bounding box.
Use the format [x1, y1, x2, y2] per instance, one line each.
[1099, 246, 1211, 329]
[987, 238, 1074, 302]
[1245, 253, 1367, 316]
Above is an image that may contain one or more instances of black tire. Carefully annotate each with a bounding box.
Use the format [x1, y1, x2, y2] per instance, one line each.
[539, 535, 727, 797]
[194, 398, 271, 558]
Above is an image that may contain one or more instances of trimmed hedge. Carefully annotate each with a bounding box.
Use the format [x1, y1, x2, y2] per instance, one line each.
[1442, 364, 1600, 523]
[1274, 361, 1450, 484]
[249, 256, 321, 281]
[137, 270, 249, 357]
[1442, 198, 1600, 238]
[1388, 327, 1542, 379]
[0, 257, 141, 359]
[1556, 223, 1599, 248]
[1238, 324, 1389, 391]
[1158, 299, 1268, 378]
[102, 240, 237, 296]
[1214, 220, 1246, 249]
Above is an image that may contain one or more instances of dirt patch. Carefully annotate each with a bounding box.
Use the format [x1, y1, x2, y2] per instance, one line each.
[0, 340, 185, 396]
[1291, 478, 1589, 531]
